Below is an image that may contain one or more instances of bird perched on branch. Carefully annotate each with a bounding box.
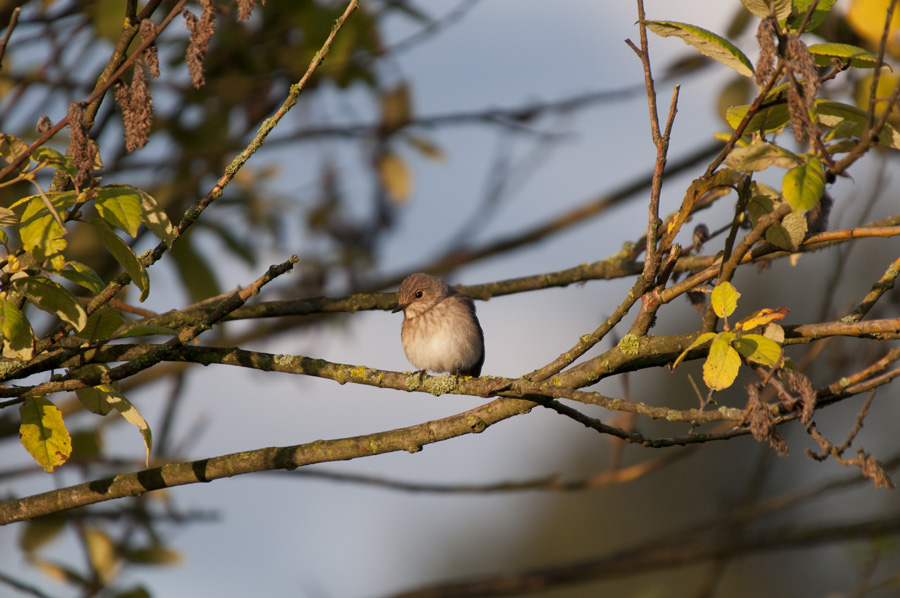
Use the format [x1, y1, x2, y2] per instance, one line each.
[392, 273, 484, 377]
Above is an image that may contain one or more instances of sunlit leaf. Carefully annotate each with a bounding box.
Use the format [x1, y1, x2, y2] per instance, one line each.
[740, 0, 792, 20]
[764, 322, 786, 343]
[711, 281, 741, 318]
[104, 386, 153, 467]
[103, 184, 175, 248]
[703, 333, 741, 390]
[0, 206, 18, 226]
[19, 396, 72, 473]
[0, 133, 31, 177]
[790, 0, 838, 32]
[58, 262, 105, 295]
[816, 99, 900, 149]
[76, 307, 124, 340]
[735, 333, 783, 366]
[808, 43, 879, 68]
[0, 299, 34, 360]
[782, 159, 824, 211]
[737, 306, 789, 330]
[15, 276, 88, 331]
[95, 185, 143, 238]
[726, 139, 801, 172]
[76, 379, 152, 467]
[644, 21, 754, 77]
[16, 192, 77, 262]
[725, 101, 790, 134]
[672, 331, 718, 369]
[93, 218, 150, 301]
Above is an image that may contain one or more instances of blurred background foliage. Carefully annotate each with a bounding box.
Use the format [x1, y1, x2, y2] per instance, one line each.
[1, 1, 900, 597]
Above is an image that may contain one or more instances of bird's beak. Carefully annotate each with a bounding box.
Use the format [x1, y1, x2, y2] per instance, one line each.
[392, 302, 406, 314]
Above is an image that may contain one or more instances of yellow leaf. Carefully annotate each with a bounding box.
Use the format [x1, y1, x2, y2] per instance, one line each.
[734, 334, 783, 367]
[847, 0, 900, 57]
[711, 282, 741, 318]
[84, 527, 119, 584]
[19, 396, 72, 472]
[736, 306, 789, 330]
[672, 332, 718, 370]
[377, 152, 413, 204]
[703, 334, 741, 390]
[763, 322, 785, 343]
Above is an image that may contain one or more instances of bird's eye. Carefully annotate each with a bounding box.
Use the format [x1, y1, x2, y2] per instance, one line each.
[414, 291, 423, 299]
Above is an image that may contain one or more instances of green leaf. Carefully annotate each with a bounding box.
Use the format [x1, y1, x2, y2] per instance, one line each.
[735, 333, 783, 366]
[95, 185, 143, 238]
[703, 333, 741, 390]
[76, 307, 124, 340]
[789, 0, 838, 32]
[644, 21, 754, 77]
[0, 206, 18, 226]
[747, 194, 776, 227]
[19, 395, 72, 473]
[32, 146, 75, 174]
[103, 184, 175, 248]
[74, 365, 114, 415]
[104, 385, 153, 467]
[93, 218, 150, 301]
[808, 43, 879, 68]
[782, 158, 825, 211]
[766, 210, 808, 251]
[740, 0, 792, 21]
[76, 387, 114, 415]
[15, 276, 88, 331]
[58, 262, 105, 295]
[816, 99, 900, 150]
[0, 299, 34, 360]
[726, 139, 802, 172]
[711, 282, 741, 318]
[73, 369, 152, 466]
[16, 192, 77, 262]
[0, 133, 31, 177]
[672, 331, 718, 369]
[725, 102, 790, 134]
[139, 191, 175, 248]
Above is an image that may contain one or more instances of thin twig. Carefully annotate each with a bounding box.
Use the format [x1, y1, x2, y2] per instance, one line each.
[0, 7, 21, 70]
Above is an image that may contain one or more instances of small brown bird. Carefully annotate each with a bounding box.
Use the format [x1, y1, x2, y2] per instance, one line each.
[392, 273, 484, 377]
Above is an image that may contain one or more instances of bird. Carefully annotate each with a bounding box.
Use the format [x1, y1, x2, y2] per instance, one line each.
[392, 273, 484, 377]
